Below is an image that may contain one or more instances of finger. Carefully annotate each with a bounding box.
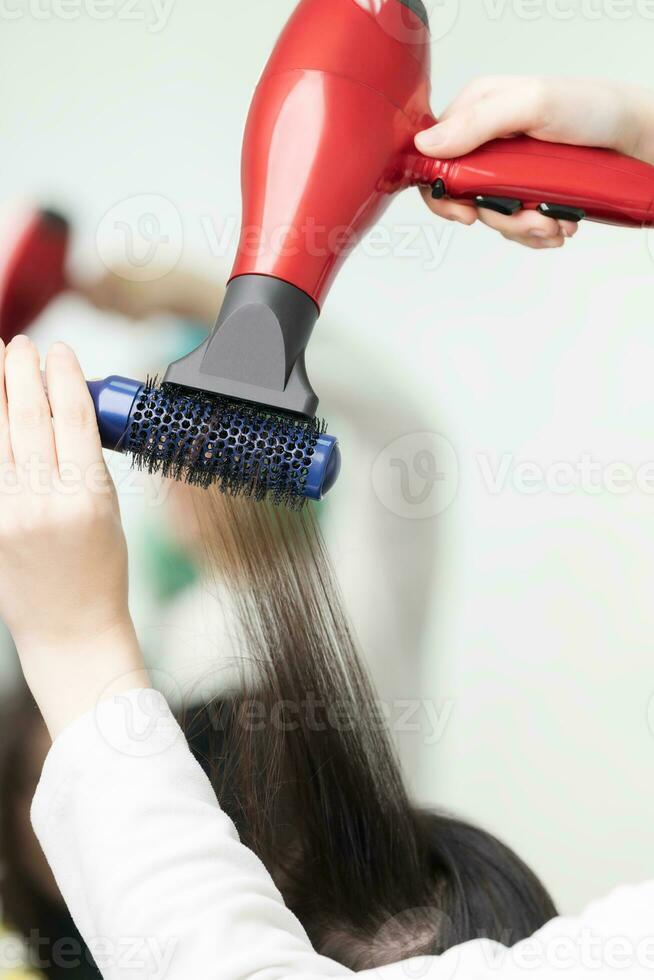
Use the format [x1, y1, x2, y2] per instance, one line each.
[558, 219, 580, 239]
[0, 341, 14, 468]
[508, 233, 565, 250]
[45, 342, 104, 476]
[420, 185, 581, 244]
[476, 206, 564, 244]
[415, 80, 548, 158]
[419, 187, 477, 225]
[5, 335, 57, 479]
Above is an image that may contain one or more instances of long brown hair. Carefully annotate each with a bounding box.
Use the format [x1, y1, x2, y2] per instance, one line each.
[183, 492, 557, 969]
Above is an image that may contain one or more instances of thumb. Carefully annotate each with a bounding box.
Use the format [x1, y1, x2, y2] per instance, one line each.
[415, 114, 484, 158]
[415, 86, 545, 158]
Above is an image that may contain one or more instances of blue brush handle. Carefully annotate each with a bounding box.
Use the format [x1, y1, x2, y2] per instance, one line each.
[304, 433, 340, 500]
[87, 376, 144, 451]
[86, 376, 340, 500]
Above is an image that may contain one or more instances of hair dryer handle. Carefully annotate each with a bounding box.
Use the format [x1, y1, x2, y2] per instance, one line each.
[420, 136, 654, 228]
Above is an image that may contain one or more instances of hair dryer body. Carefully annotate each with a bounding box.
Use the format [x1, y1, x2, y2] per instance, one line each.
[164, 0, 654, 474]
[231, 0, 435, 307]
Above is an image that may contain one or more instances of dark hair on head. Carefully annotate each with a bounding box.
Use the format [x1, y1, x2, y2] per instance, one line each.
[0, 689, 100, 979]
[184, 492, 557, 970]
[0, 689, 45, 931]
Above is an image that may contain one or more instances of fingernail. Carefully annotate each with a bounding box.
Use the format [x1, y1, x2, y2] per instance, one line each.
[529, 229, 550, 239]
[9, 334, 31, 348]
[416, 125, 447, 151]
[50, 341, 70, 354]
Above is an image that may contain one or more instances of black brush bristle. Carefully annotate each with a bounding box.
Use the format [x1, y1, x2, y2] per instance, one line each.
[123, 379, 326, 509]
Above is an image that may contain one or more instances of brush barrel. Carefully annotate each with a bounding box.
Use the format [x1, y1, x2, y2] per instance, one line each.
[87, 376, 340, 502]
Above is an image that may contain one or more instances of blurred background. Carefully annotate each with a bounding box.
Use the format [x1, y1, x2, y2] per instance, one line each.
[1, 0, 654, 961]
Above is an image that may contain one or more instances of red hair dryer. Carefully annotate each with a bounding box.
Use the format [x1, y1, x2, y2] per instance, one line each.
[0, 209, 70, 343]
[164, 0, 654, 477]
[232, 0, 654, 305]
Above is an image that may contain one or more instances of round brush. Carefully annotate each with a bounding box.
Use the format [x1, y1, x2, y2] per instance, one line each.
[88, 376, 341, 507]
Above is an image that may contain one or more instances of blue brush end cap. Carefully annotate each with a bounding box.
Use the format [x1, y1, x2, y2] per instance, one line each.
[87, 376, 144, 450]
[304, 434, 341, 501]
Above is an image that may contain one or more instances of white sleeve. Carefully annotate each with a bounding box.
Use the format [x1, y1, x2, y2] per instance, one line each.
[31, 690, 654, 980]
